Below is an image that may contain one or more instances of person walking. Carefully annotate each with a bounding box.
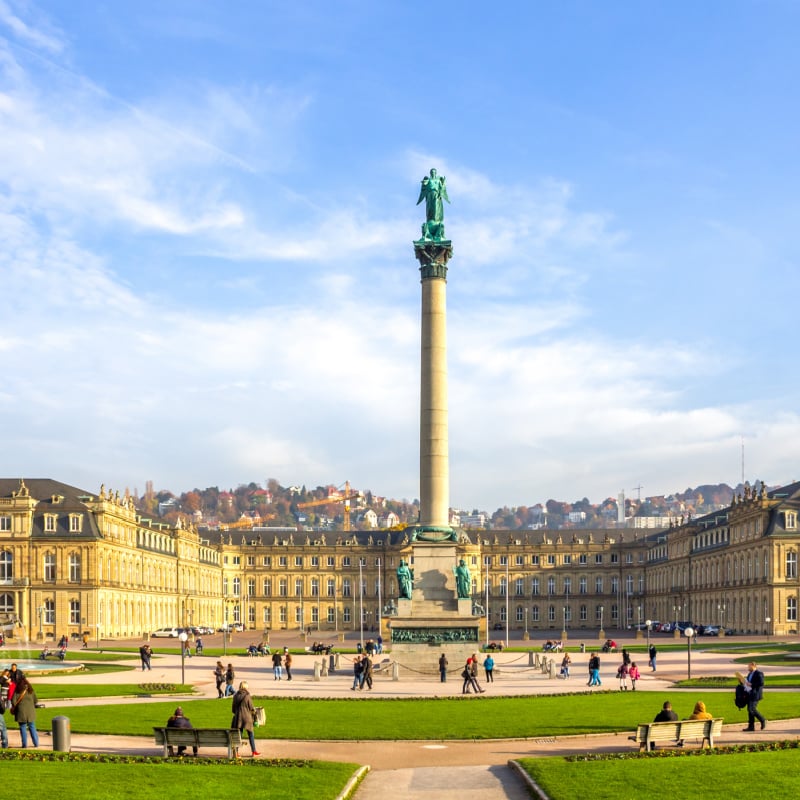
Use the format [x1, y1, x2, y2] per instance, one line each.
[284, 650, 293, 681]
[629, 661, 641, 690]
[560, 652, 571, 679]
[213, 661, 225, 698]
[271, 650, 283, 681]
[362, 654, 373, 690]
[231, 681, 259, 756]
[483, 653, 495, 682]
[588, 652, 602, 686]
[617, 660, 629, 690]
[743, 661, 766, 731]
[438, 652, 448, 682]
[139, 643, 152, 671]
[224, 663, 235, 696]
[351, 655, 364, 690]
[11, 677, 39, 748]
[648, 643, 657, 671]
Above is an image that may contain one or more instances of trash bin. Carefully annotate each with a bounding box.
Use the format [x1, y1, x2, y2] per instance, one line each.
[52, 715, 71, 752]
[580, 643, 585, 653]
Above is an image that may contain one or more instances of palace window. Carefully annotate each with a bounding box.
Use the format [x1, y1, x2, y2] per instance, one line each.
[263, 607, 271, 623]
[626, 575, 634, 594]
[531, 605, 540, 622]
[531, 555, 539, 565]
[279, 556, 287, 566]
[531, 578, 540, 596]
[595, 554, 603, 564]
[499, 556, 508, 566]
[0, 593, 12, 613]
[787, 597, 797, 622]
[579, 576, 587, 594]
[327, 607, 335, 624]
[516, 555, 524, 566]
[327, 556, 335, 567]
[343, 607, 351, 624]
[279, 579, 287, 597]
[44, 599, 55, 624]
[295, 556, 303, 567]
[262, 556, 271, 566]
[247, 578, 256, 596]
[294, 578, 302, 596]
[279, 606, 287, 624]
[595, 577, 603, 593]
[247, 556, 255, 566]
[232, 577, 241, 596]
[580, 604, 587, 621]
[579, 554, 587, 565]
[0, 516, 10, 531]
[342, 557, 351, 567]
[262, 579, 272, 596]
[68, 553, 81, 583]
[44, 515, 57, 532]
[563, 555, 571, 565]
[69, 599, 80, 625]
[311, 578, 319, 597]
[787, 552, 798, 580]
[547, 555, 555, 565]
[499, 577, 507, 596]
[248, 606, 255, 624]
[515, 578, 524, 596]
[327, 578, 335, 597]
[563, 577, 572, 595]
[311, 556, 319, 567]
[611, 577, 619, 594]
[69, 514, 83, 533]
[44, 553, 56, 582]
[547, 577, 555, 595]
[786, 512, 797, 530]
[342, 578, 351, 597]
[516, 606, 524, 622]
[547, 605, 555, 622]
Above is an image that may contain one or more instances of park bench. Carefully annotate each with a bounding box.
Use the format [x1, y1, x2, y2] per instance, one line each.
[372, 658, 391, 673]
[628, 718, 723, 751]
[153, 727, 243, 759]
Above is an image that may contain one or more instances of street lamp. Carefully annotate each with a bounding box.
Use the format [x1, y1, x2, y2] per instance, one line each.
[524, 607, 529, 639]
[37, 605, 45, 639]
[358, 560, 364, 651]
[179, 631, 189, 685]
[645, 619, 652, 650]
[765, 616, 771, 641]
[684, 626, 694, 680]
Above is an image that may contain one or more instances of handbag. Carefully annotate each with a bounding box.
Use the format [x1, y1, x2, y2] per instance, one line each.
[254, 706, 266, 727]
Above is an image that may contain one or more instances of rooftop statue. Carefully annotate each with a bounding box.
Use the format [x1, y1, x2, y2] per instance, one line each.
[416, 168, 450, 241]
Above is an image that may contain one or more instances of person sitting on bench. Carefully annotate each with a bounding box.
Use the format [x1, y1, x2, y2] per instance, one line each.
[166, 706, 197, 757]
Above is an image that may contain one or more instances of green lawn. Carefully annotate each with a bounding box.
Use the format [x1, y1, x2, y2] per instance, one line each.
[28, 691, 800, 739]
[0, 754, 359, 800]
[519, 748, 800, 800]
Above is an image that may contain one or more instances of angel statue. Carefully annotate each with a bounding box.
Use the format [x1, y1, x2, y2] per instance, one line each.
[416, 168, 450, 241]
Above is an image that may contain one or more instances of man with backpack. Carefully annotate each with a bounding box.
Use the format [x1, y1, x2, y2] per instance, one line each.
[742, 661, 766, 731]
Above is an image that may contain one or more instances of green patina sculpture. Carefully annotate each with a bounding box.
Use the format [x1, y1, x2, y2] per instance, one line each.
[409, 526, 458, 543]
[454, 559, 471, 599]
[416, 168, 450, 241]
[397, 558, 414, 599]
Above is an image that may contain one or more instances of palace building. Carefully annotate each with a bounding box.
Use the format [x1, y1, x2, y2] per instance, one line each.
[1, 477, 798, 642]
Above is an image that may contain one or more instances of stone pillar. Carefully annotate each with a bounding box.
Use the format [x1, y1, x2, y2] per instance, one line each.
[414, 241, 453, 529]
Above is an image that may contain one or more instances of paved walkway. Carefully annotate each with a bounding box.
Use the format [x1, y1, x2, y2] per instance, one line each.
[6, 634, 800, 800]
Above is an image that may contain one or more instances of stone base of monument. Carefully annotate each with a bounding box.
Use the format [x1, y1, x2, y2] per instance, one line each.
[388, 543, 482, 675]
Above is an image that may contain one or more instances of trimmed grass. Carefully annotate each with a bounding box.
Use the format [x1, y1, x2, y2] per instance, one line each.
[518, 748, 800, 800]
[28, 691, 800, 739]
[0, 754, 359, 800]
[33, 682, 194, 699]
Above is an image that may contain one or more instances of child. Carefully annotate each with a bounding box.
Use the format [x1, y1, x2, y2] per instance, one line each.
[629, 661, 641, 690]
[617, 661, 629, 690]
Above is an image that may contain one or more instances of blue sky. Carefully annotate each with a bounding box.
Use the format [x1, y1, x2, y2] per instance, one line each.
[2, 1, 799, 511]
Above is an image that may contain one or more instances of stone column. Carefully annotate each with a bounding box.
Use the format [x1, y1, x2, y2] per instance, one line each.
[414, 241, 453, 529]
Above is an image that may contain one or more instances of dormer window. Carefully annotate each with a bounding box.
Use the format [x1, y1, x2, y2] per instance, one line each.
[44, 515, 57, 532]
[69, 514, 83, 533]
[786, 512, 797, 530]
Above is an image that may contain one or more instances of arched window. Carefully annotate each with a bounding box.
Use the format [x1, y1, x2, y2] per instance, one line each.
[0, 592, 13, 614]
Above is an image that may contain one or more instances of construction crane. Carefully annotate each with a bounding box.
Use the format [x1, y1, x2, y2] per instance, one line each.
[219, 513, 276, 531]
[296, 481, 361, 532]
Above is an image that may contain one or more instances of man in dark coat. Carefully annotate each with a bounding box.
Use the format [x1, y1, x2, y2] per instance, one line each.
[166, 706, 197, 756]
[743, 661, 766, 731]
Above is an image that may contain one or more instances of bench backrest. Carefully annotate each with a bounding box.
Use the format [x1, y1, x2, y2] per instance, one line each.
[633, 717, 722, 743]
[154, 727, 243, 747]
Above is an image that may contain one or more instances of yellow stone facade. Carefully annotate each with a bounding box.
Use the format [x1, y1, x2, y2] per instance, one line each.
[1, 478, 798, 642]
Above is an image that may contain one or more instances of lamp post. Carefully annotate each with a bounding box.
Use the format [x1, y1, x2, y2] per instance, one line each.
[223, 603, 229, 657]
[684, 626, 694, 680]
[358, 561, 364, 651]
[765, 616, 771, 641]
[37, 605, 45, 640]
[524, 607, 529, 639]
[717, 603, 726, 633]
[645, 619, 652, 650]
[179, 631, 188, 685]
[599, 605, 604, 633]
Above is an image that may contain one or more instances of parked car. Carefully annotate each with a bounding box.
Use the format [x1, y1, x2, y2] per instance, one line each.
[151, 627, 180, 638]
[218, 623, 244, 632]
[700, 625, 720, 636]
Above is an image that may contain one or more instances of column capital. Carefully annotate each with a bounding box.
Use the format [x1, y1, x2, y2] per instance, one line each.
[414, 241, 453, 280]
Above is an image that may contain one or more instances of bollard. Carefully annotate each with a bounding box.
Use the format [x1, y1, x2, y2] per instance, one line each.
[321, 657, 329, 677]
[528, 651, 534, 667]
[334, 652, 340, 670]
[548, 659, 556, 679]
[580, 642, 585, 653]
[329, 653, 335, 673]
[392, 661, 400, 682]
[52, 715, 71, 752]
[313, 661, 321, 682]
